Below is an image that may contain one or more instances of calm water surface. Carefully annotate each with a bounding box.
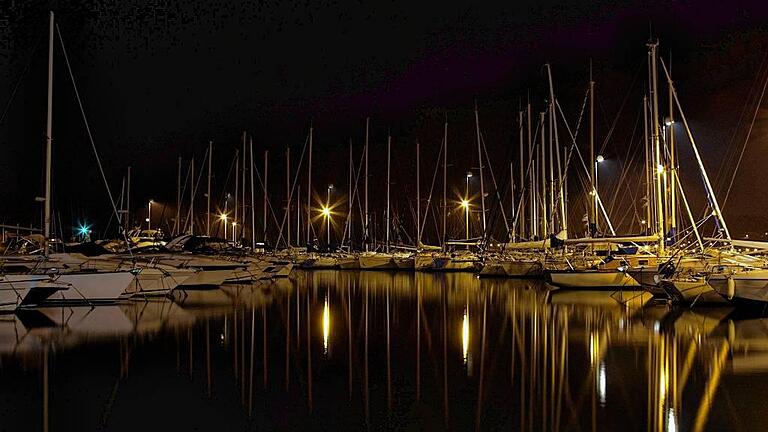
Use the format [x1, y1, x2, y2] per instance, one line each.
[0, 271, 764, 431]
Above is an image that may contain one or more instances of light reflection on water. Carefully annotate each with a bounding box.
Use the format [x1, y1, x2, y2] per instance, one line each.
[0, 271, 766, 430]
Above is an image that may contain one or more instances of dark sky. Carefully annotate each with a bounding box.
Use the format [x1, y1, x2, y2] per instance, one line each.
[1, 0, 768, 241]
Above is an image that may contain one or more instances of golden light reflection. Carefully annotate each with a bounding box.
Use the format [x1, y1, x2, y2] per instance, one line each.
[323, 294, 330, 355]
[462, 306, 469, 366]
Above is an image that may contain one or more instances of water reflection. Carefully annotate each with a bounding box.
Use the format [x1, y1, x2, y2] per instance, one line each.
[2, 271, 768, 430]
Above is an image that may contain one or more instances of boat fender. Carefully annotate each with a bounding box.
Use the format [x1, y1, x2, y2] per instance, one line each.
[726, 276, 735, 300]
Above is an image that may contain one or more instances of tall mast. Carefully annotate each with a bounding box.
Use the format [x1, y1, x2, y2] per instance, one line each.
[189, 159, 194, 234]
[589, 68, 596, 236]
[126, 166, 131, 231]
[386, 133, 391, 253]
[510, 161, 515, 241]
[474, 101, 487, 238]
[518, 109, 525, 240]
[547, 105, 555, 233]
[249, 136, 256, 249]
[416, 140, 421, 247]
[176, 156, 182, 236]
[528, 102, 535, 239]
[442, 117, 448, 251]
[364, 117, 370, 251]
[306, 124, 313, 246]
[234, 150, 239, 241]
[286, 146, 291, 247]
[346, 140, 353, 248]
[43, 11, 54, 256]
[297, 185, 301, 245]
[207, 140, 212, 237]
[263, 150, 268, 243]
[649, 42, 665, 253]
[545, 64, 564, 234]
[540, 112, 547, 236]
[643, 96, 651, 233]
[242, 132, 246, 241]
[668, 61, 677, 241]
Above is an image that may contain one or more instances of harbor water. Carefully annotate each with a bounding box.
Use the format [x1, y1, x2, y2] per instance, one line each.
[0, 271, 763, 431]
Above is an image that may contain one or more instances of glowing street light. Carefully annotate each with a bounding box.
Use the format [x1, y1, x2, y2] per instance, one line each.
[596, 155, 605, 163]
[231, 221, 237, 242]
[219, 213, 228, 239]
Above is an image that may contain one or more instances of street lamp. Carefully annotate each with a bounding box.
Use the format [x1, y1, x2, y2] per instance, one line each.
[219, 213, 228, 239]
[231, 221, 237, 242]
[326, 184, 334, 246]
[147, 200, 154, 230]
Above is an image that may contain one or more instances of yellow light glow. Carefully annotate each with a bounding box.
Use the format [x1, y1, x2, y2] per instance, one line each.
[321, 206, 331, 217]
[461, 199, 469, 209]
[657, 164, 665, 174]
[322, 295, 330, 355]
[219, 213, 228, 222]
[231, 221, 237, 226]
[462, 306, 469, 365]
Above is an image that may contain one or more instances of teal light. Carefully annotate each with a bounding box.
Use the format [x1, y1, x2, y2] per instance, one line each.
[77, 223, 91, 237]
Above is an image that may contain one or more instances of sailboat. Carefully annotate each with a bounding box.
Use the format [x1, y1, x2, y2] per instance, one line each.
[2, 12, 138, 306]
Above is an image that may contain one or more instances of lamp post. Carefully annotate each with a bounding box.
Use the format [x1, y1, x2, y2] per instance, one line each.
[220, 213, 228, 239]
[231, 221, 237, 242]
[147, 200, 153, 230]
[326, 184, 334, 246]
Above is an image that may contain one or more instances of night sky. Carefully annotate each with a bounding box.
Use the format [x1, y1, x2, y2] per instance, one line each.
[1, 0, 768, 242]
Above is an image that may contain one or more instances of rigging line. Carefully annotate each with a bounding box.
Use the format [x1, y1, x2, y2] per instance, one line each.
[183, 147, 209, 234]
[596, 59, 644, 156]
[419, 134, 444, 242]
[273, 132, 309, 248]
[713, 50, 768, 192]
[722, 50, 768, 209]
[479, 129, 510, 238]
[607, 105, 642, 216]
[56, 25, 132, 256]
[0, 37, 43, 126]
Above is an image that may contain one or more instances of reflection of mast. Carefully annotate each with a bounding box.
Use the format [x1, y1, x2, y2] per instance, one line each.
[386, 277, 392, 411]
[306, 289, 313, 412]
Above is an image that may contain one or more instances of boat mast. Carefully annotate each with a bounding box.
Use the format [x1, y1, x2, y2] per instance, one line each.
[643, 96, 651, 234]
[44, 11, 54, 256]
[306, 124, 313, 246]
[548, 102, 555, 233]
[234, 150, 239, 241]
[250, 136, 256, 249]
[528, 101, 535, 239]
[442, 116, 448, 251]
[126, 166, 131, 231]
[286, 146, 291, 247]
[474, 101, 487, 238]
[416, 140, 421, 247]
[510, 160, 515, 241]
[589, 68, 596, 236]
[346, 140, 353, 249]
[518, 108, 525, 241]
[263, 150, 268, 244]
[207, 140, 212, 237]
[539, 112, 547, 236]
[242, 132, 247, 241]
[190, 158, 194, 234]
[386, 133, 391, 253]
[176, 156, 182, 236]
[668, 60, 677, 242]
[649, 42, 665, 253]
[364, 117, 370, 251]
